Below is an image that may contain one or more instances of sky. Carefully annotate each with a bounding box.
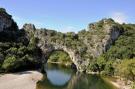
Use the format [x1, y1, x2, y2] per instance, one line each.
[0, 0, 135, 33]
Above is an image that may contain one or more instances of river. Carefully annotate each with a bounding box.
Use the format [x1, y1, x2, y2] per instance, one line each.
[36, 63, 117, 89]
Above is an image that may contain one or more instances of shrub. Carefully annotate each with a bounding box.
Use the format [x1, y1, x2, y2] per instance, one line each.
[48, 51, 71, 64]
[88, 56, 107, 73]
[5, 47, 18, 55]
[2, 56, 20, 71]
[103, 61, 114, 76]
[116, 59, 135, 81]
[1, 54, 38, 72]
[0, 8, 6, 12]
[104, 24, 135, 60]
[88, 62, 99, 72]
[131, 82, 135, 89]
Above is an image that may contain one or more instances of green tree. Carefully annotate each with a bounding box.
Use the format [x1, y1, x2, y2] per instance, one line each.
[116, 59, 135, 81]
[2, 56, 19, 71]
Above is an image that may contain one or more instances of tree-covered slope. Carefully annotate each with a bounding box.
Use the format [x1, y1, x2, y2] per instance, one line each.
[104, 24, 135, 60]
[87, 24, 135, 81]
[0, 8, 42, 72]
[0, 8, 134, 79]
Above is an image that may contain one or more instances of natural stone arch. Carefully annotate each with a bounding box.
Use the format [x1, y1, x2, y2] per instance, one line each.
[37, 42, 83, 71]
[45, 49, 74, 66]
[23, 22, 122, 72]
[23, 24, 88, 72]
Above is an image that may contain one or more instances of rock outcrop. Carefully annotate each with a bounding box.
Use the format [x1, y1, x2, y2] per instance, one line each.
[0, 8, 123, 72]
[84, 19, 123, 58]
[0, 8, 18, 32]
[23, 24, 88, 72]
[23, 19, 123, 72]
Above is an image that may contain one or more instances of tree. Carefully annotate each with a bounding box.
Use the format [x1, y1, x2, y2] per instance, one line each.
[116, 59, 135, 81]
[2, 56, 18, 71]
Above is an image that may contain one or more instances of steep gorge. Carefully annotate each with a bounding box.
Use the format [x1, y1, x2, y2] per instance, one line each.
[0, 8, 132, 72]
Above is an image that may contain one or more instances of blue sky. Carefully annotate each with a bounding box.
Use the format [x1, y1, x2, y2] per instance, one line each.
[0, 0, 135, 32]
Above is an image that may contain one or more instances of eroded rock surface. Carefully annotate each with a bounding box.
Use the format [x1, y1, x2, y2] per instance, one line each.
[0, 8, 123, 72]
[0, 8, 17, 32]
[23, 19, 123, 72]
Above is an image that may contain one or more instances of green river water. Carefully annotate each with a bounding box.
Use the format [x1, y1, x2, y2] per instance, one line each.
[36, 64, 117, 89]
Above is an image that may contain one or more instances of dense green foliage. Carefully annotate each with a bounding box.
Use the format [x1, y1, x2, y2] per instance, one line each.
[0, 9, 42, 72]
[0, 9, 135, 88]
[87, 24, 135, 85]
[39, 29, 88, 60]
[103, 24, 135, 78]
[131, 82, 135, 89]
[116, 59, 135, 81]
[104, 24, 135, 60]
[0, 30, 42, 72]
[0, 8, 6, 12]
[48, 50, 72, 65]
[88, 56, 114, 76]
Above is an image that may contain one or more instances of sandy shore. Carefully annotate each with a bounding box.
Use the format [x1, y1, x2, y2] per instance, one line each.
[0, 71, 43, 89]
[110, 78, 131, 89]
[87, 71, 132, 89]
[0, 70, 132, 89]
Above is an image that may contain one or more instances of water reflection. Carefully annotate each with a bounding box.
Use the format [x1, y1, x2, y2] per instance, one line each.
[36, 64, 117, 89]
[45, 64, 72, 86]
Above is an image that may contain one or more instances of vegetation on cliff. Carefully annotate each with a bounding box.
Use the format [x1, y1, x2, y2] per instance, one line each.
[87, 24, 135, 84]
[0, 41, 42, 72]
[0, 8, 135, 87]
[0, 8, 42, 72]
[48, 50, 72, 65]
[104, 24, 135, 60]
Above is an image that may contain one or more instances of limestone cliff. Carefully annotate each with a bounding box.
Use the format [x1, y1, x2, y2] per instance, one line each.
[23, 19, 123, 72]
[81, 19, 123, 58]
[0, 8, 123, 72]
[0, 8, 18, 32]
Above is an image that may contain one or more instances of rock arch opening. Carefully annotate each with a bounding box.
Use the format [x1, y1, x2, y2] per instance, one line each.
[43, 50, 76, 70]
[47, 50, 72, 66]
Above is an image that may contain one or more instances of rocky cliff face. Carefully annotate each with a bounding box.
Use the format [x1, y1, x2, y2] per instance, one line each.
[0, 9, 42, 72]
[23, 19, 123, 72]
[23, 24, 88, 71]
[0, 8, 123, 72]
[84, 19, 123, 58]
[0, 8, 18, 32]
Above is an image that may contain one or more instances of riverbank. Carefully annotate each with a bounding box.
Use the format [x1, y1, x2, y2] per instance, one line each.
[107, 77, 132, 89]
[0, 70, 132, 89]
[0, 71, 43, 89]
[47, 61, 72, 66]
[87, 70, 132, 89]
[48, 62, 132, 89]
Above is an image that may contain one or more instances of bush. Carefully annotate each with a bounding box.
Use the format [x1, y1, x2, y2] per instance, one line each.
[2, 56, 20, 71]
[0, 8, 6, 12]
[88, 55, 115, 76]
[88, 62, 99, 72]
[17, 46, 27, 56]
[131, 82, 135, 89]
[96, 56, 106, 72]
[5, 47, 18, 55]
[103, 61, 114, 76]
[1, 54, 39, 72]
[88, 56, 107, 73]
[116, 59, 135, 81]
[48, 51, 71, 64]
[104, 24, 135, 60]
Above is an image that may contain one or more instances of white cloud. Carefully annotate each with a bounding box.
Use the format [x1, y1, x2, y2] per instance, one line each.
[111, 12, 127, 24]
[60, 26, 78, 33]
